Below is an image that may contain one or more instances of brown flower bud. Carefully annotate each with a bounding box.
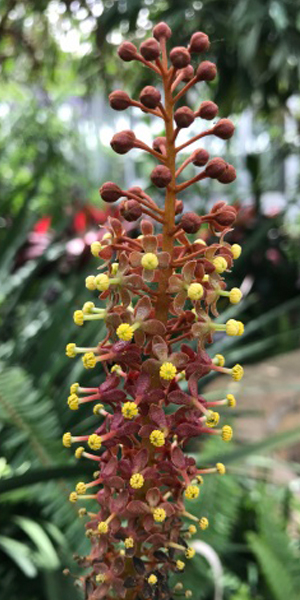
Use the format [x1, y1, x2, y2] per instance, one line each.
[175, 199, 184, 215]
[153, 137, 167, 153]
[189, 32, 210, 53]
[109, 90, 131, 111]
[196, 61, 217, 81]
[110, 130, 136, 154]
[198, 100, 218, 120]
[120, 199, 143, 222]
[141, 219, 153, 234]
[127, 186, 144, 197]
[210, 201, 237, 228]
[180, 65, 194, 81]
[180, 212, 202, 234]
[174, 106, 195, 129]
[213, 119, 235, 139]
[150, 165, 172, 188]
[192, 148, 210, 167]
[153, 22, 172, 40]
[140, 38, 160, 61]
[217, 164, 236, 184]
[139, 86, 161, 109]
[170, 47, 191, 69]
[205, 157, 227, 179]
[99, 182, 123, 203]
[118, 41, 137, 62]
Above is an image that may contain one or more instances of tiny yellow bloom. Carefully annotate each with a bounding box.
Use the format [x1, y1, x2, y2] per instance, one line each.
[75, 446, 84, 459]
[141, 252, 159, 270]
[153, 507, 166, 522]
[85, 275, 97, 290]
[231, 364, 244, 381]
[213, 256, 227, 273]
[202, 274, 209, 282]
[93, 403, 104, 415]
[214, 353, 225, 367]
[225, 319, 240, 336]
[66, 343, 77, 358]
[216, 462, 226, 475]
[188, 525, 197, 535]
[69, 491, 78, 503]
[229, 287, 243, 304]
[82, 352, 96, 369]
[222, 425, 233, 442]
[176, 559, 186, 570]
[98, 521, 109, 534]
[122, 402, 139, 419]
[62, 432, 72, 447]
[184, 485, 200, 500]
[82, 301, 95, 314]
[70, 382, 79, 394]
[130, 473, 144, 489]
[116, 323, 134, 341]
[76, 481, 87, 495]
[185, 547, 196, 559]
[90, 241, 102, 257]
[160, 362, 177, 381]
[194, 238, 206, 246]
[187, 282, 204, 301]
[206, 410, 220, 428]
[227, 393, 236, 408]
[111, 364, 121, 374]
[149, 430, 165, 447]
[124, 537, 134, 549]
[95, 574, 106, 583]
[231, 243, 242, 259]
[148, 574, 158, 585]
[73, 310, 84, 326]
[111, 262, 119, 275]
[88, 433, 102, 450]
[199, 517, 209, 530]
[95, 273, 110, 291]
[68, 394, 79, 410]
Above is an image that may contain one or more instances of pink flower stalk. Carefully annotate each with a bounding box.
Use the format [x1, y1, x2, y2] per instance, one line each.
[63, 21, 244, 600]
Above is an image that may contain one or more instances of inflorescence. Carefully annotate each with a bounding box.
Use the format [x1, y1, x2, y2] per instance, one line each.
[63, 22, 243, 600]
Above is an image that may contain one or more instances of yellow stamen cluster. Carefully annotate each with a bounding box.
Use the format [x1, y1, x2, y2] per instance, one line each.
[122, 402, 139, 419]
[227, 393, 236, 407]
[225, 318, 241, 336]
[111, 363, 122, 374]
[231, 364, 244, 381]
[216, 462, 226, 475]
[82, 352, 96, 369]
[206, 411, 220, 428]
[116, 323, 134, 341]
[98, 521, 109, 534]
[229, 287, 243, 304]
[176, 560, 186, 570]
[95, 574, 106, 583]
[149, 430, 165, 447]
[148, 574, 158, 585]
[159, 362, 177, 380]
[124, 537, 134, 549]
[153, 507, 166, 522]
[231, 243, 242, 259]
[184, 485, 200, 500]
[88, 433, 102, 450]
[93, 403, 104, 415]
[187, 282, 204, 301]
[68, 394, 79, 410]
[185, 547, 196, 559]
[214, 353, 225, 367]
[95, 273, 110, 291]
[188, 525, 197, 535]
[85, 275, 97, 290]
[70, 382, 79, 394]
[66, 343, 77, 358]
[69, 492, 78, 503]
[76, 481, 87, 495]
[73, 310, 84, 326]
[130, 473, 144, 489]
[222, 425, 233, 442]
[75, 446, 84, 459]
[213, 256, 227, 273]
[90, 241, 102, 257]
[199, 517, 209, 530]
[141, 252, 159, 270]
[62, 432, 72, 447]
[78, 508, 87, 517]
[82, 301, 95, 313]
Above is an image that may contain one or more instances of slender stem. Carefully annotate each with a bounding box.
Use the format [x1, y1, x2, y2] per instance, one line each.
[176, 128, 212, 153]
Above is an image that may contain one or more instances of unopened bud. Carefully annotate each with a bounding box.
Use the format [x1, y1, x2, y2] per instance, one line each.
[180, 212, 202, 234]
[198, 100, 219, 120]
[180, 65, 194, 81]
[175, 199, 184, 215]
[120, 199, 142, 222]
[210, 201, 236, 228]
[128, 186, 144, 197]
[174, 106, 195, 128]
[139, 86, 161, 109]
[196, 61, 217, 81]
[170, 46, 191, 69]
[153, 22, 172, 40]
[151, 165, 172, 188]
[218, 164, 236, 184]
[109, 90, 131, 111]
[213, 118, 235, 139]
[153, 137, 166, 153]
[189, 31, 210, 53]
[118, 41, 137, 62]
[100, 181, 123, 203]
[110, 130, 136, 154]
[140, 38, 160, 61]
[192, 148, 209, 167]
[205, 157, 227, 179]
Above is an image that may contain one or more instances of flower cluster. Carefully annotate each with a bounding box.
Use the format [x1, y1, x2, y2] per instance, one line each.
[63, 22, 244, 600]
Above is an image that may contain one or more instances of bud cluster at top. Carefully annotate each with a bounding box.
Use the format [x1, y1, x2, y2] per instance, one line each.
[63, 21, 244, 600]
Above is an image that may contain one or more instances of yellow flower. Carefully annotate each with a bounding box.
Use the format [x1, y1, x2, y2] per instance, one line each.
[124, 537, 134, 549]
[199, 517, 209, 530]
[66, 343, 77, 358]
[231, 243, 242, 259]
[130, 473, 144, 489]
[176, 560, 186, 570]
[149, 430, 165, 447]
[75, 446, 84, 459]
[67, 394, 79, 410]
[82, 301, 95, 314]
[85, 275, 97, 290]
[76, 481, 87, 495]
[98, 521, 109, 534]
[222, 425, 233, 442]
[229, 287, 243, 304]
[185, 547, 196, 559]
[225, 319, 240, 336]
[73, 310, 84, 326]
[231, 364, 244, 381]
[70, 382, 79, 394]
[160, 362, 177, 380]
[95, 273, 110, 291]
[214, 353, 225, 367]
[88, 433, 102, 450]
[153, 507, 166, 522]
[216, 462, 226, 475]
[141, 252, 159, 270]
[187, 282, 204, 301]
[62, 432, 72, 447]
[90, 241, 102, 257]
[188, 525, 197, 535]
[93, 403, 104, 415]
[82, 352, 96, 369]
[116, 323, 134, 341]
[122, 402, 139, 419]
[184, 485, 199, 500]
[213, 256, 227, 273]
[206, 411, 220, 428]
[69, 492, 78, 503]
[148, 574, 158, 585]
[227, 393, 236, 408]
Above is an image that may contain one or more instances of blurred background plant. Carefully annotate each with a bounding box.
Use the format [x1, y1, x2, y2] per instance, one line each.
[0, 1, 300, 599]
